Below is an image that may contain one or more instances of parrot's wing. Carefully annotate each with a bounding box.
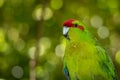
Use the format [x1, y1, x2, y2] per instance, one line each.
[96, 46, 118, 80]
[64, 64, 70, 80]
[64, 65, 80, 80]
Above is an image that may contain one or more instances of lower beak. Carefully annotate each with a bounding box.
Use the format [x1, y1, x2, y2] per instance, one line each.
[63, 27, 70, 40]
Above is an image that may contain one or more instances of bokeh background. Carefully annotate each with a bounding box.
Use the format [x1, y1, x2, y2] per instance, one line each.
[0, 0, 120, 80]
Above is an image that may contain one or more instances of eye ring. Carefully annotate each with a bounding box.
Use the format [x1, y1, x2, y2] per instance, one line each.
[74, 24, 78, 27]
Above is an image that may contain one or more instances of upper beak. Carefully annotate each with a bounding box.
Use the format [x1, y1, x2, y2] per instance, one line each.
[63, 26, 70, 40]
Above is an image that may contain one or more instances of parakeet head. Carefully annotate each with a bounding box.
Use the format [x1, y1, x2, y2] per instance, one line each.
[63, 19, 85, 40]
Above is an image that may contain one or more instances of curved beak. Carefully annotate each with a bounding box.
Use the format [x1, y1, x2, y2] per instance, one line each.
[63, 26, 70, 40]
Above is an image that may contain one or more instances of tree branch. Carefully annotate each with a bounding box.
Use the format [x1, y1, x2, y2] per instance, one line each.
[29, 0, 47, 80]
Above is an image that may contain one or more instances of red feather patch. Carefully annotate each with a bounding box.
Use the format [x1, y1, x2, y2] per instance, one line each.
[78, 26, 84, 31]
[63, 19, 84, 31]
[63, 19, 75, 27]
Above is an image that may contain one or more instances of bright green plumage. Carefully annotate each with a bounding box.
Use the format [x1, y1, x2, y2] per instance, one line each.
[63, 20, 117, 80]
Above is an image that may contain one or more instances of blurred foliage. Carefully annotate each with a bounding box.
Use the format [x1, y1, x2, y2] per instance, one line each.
[0, 0, 120, 80]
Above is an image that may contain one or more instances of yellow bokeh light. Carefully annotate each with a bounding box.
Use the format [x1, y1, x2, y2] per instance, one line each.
[97, 26, 109, 39]
[15, 39, 25, 52]
[28, 46, 35, 59]
[8, 28, 19, 42]
[11, 66, 23, 78]
[33, 6, 53, 21]
[28, 37, 51, 58]
[90, 15, 103, 28]
[39, 37, 51, 56]
[55, 44, 65, 58]
[115, 50, 120, 65]
[0, 28, 9, 52]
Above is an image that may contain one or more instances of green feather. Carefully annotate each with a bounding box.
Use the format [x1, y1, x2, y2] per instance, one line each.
[63, 20, 117, 80]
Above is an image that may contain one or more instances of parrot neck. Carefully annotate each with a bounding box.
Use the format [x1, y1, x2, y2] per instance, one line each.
[68, 28, 95, 44]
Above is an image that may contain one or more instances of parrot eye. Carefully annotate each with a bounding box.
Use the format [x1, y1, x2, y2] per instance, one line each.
[74, 24, 78, 27]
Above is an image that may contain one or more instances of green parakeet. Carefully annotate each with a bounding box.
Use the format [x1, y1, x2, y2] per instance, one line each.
[62, 19, 117, 80]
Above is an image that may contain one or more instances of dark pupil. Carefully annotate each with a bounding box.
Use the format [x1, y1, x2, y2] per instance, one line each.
[74, 24, 77, 27]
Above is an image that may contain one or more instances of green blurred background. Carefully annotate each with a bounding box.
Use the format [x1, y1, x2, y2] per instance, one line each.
[0, 0, 120, 80]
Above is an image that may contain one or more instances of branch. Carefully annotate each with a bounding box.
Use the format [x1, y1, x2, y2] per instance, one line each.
[29, 0, 47, 80]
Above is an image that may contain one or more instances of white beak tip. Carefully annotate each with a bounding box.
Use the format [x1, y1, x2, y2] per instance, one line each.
[63, 26, 69, 35]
